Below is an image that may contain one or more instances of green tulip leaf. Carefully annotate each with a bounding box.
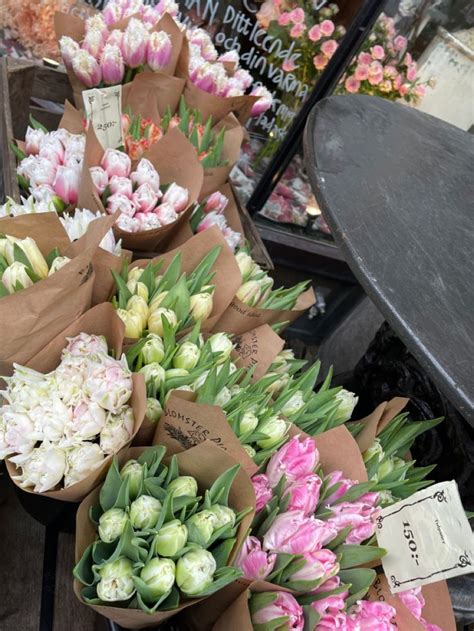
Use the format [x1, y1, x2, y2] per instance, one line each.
[100, 456, 123, 512]
[211, 537, 236, 569]
[73, 543, 96, 586]
[208, 463, 240, 507]
[339, 568, 377, 607]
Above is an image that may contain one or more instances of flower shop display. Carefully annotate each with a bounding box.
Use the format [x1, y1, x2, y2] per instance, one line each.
[2, 302, 146, 500]
[73, 442, 255, 627]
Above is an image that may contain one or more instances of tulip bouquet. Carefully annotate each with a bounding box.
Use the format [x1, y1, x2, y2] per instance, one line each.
[74, 443, 253, 622]
[111, 246, 220, 339]
[122, 110, 163, 162]
[0, 333, 136, 493]
[190, 190, 242, 252]
[90, 151, 189, 233]
[0, 233, 72, 296]
[12, 119, 85, 209]
[60, 208, 123, 256]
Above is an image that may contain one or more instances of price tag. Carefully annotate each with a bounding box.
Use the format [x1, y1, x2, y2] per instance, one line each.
[376, 481, 474, 593]
[83, 85, 124, 150]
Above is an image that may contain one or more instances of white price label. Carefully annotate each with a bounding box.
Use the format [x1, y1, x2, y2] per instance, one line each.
[83, 85, 124, 150]
[376, 481, 474, 593]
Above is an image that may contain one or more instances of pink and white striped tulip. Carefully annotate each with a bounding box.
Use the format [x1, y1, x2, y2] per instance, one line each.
[53, 165, 81, 205]
[100, 44, 125, 85]
[25, 126, 45, 155]
[154, 203, 177, 225]
[82, 27, 106, 59]
[235, 536, 276, 580]
[72, 50, 102, 88]
[132, 183, 158, 213]
[109, 175, 133, 198]
[204, 191, 228, 214]
[107, 193, 137, 218]
[161, 182, 188, 213]
[147, 31, 172, 71]
[101, 148, 132, 178]
[90, 166, 109, 195]
[59, 36, 80, 69]
[122, 18, 149, 68]
[131, 159, 160, 193]
[250, 86, 273, 117]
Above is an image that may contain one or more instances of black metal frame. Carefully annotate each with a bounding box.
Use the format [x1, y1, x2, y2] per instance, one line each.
[247, 0, 388, 215]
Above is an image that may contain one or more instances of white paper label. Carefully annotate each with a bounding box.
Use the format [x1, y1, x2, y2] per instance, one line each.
[83, 85, 124, 150]
[376, 481, 474, 593]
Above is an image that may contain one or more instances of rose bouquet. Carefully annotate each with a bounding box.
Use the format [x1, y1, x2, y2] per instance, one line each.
[73, 442, 255, 627]
[11, 118, 85, 210]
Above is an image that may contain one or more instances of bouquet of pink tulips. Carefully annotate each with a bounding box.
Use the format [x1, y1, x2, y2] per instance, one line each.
[191, 190, 243, 253]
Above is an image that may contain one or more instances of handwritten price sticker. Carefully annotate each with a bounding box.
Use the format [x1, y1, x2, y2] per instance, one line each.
[83, 85, 124, 150]
[376, 481, 474, 593]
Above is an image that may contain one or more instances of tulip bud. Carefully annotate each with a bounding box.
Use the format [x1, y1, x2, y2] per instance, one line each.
[122, 18, 149, 68]
[204, 191, 228, 214]
[243, 444, 256, 459]
[126, 295, 149, 327]
[120, 459, 143, 500]
[378, 456, 395, 480]
[116, 308, 144, 339]
[173, 341, 200, 370]
[100, 43, 125, 86]
[334, 389, 358, 423]
[208, 332, 233, 364]
[153, 519, 188, 557]
[208, 504, 236, 530]
[140, 333, 165, 365]
[363, 438, 384, 464]
[146, 397, 163, 422]
[98, 508, 128, 543]
[48, 256, 71, 275]
[131, 158, 160, 193]
[149, 291, 168, 311]
[128, 267, 144, 283]
[101, 148, 132, 179]
[139, 362, 166, 389]
[162, 182, 189, 213]
[126, 279, 149, 302]
[250, 86, 273, 117]
[190, 292, 213, 321]
[59, 36, 80, 69]
[186, 510, 216, 547]
[176, 548, 216, 596]
[148, 308, 178, 336]
[97, 557, 135, 602]
[130, 494, 162, 530]
[214, 386, 231, 408]
[165, 368, 189, 381]
[140, 558, 176, 598]
[53, 165, 81, 206]
[235, 251, 255, 281]
[167, 475, 198, 498]
[8, 236, 49, 279]
[2, 262, 33, 293]
[257, 415, 289, 449]
[147, 30, 172, 71]
[236, 280, 262, 307]
[280, 390, 305, 417]
[72, 50, 102, 88]
[239, 411, 259, 435]
[89, 166, 109, 195]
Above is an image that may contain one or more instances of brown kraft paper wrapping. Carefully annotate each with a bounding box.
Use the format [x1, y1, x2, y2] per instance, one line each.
[183, 80, 258, 125]
[353, 397, 410, 453]
[73, 441, 256, 629]
[212, 589, 253, 631]
[121, 72, 185, 120]
[78, 126, 204, 252]
[5, 303, 146, 502]
[232, 324, 284, 381]
[369, 573, 456, 631]
[214, 286, 316, 336]
[132, 227, 242, 331]
[0, 212, 116, 373]
[154, 393, 259, 476]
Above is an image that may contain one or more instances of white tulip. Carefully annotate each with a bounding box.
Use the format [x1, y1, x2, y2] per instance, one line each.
[64, 442, 105, 487]
[11, 443, 66, 492]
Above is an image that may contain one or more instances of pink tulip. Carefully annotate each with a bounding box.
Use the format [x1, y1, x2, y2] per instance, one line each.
[218, 50, 239, 63]
[106, 29, 124, 48]
[189, 30, 217, 62]
[312, 583, 348, 616]
[263, 511, 337, 554]
[53, 165, 81, 205]
[354, 64, 369, 81]
[141, 6, 160, 28]
[147, 31, 172, 71]
[132, 182, 158, 213]
[394, 35, 407, 51]
[72, 50, 102, 88]
[24, 157, 57, 188]
[323, 471, 354, 505]
[251, 473, 273, 512]
[251, 592, 304, 631]
[398, 587, 424, 620]
[344, 77, 360, 93]
[313, 54, 328, 71]
[136, 212, 162, 231]
[100, 44, 125, 85]
[59, 36, 80, 69]
[103, 3, 123, 27]
[290, 548, 339, 585]
[250, 86, 273, 117]
[109, 175, 133, 198]
[90, 166, 109, 195]
[278, 12, 291, 26]
[24, 126, 45, 155]
[116, 214, 140, 233]
[233, 68, 253, 90]
[122, 18, 149, 68]
[348, 600, 397, 630]
[82, 27, 105, 59]
[318, 612, 351, 629]
[197, 211, 227, 233]
[39, 139, 65, 167]
[235, 535, 276, 580]
[308, 25, 322, 42]
[101, 148, 131, 178]
[223, 226, 241, 252]
[320, 19, 335, 36]
[162, 182, 189, 213]
[131, 158, 160, 192]
[266, 436, 318, 487]
[156, 0, 179, 17]
[289, 8, 305, 23]
[371, 45, 385, 60]
[204, 191, 228, 214]
[358, 51, 372, 65]
[122, 0, 143, 19]
[327, 500, 379, 544]
[321, 39, 338, 57]
[290, 23, 305, 38]
[190, 62, 220, 95]
[283, 473, 322, 515]
[85, 14, 109, 40]
[154, 202, 177, 225]
[107, 193, 137, 217]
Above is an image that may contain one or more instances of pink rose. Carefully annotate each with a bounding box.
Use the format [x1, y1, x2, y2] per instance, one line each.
[314, 54, 328, 71]
[266, 436, 318, 487]
[101, 148, 131, 178]
[344, 77, 360, 93]
[290, 548, 339, 586]
[132, 182, 158, 213]
[89, 166, 109, 195]
[404, 52, 413, 65]
[384, 65, 397, 78]
[154, 202, 177, 226]
[109, 175, 133, 198]
[251, 592, 304, 631]
[290, 23, 305, 38]
[358, 51, 372, 65]
[414, 84, 426, 98]
[282, 58, 297, 72]
[406, 64, 418, 82]
[263, 511, 337, 554]
[371, 45, 385, 60]
[278, 12, 291, 26]
[283, 473, 322, 515]
[320, 19, 335, 37]
[394, 35, 407, 51]
[204, 191, 228, 214]
[53, 165, 81, 205]
[252, 473, 273, 512]
[162, 182, 189, 213]
[107, 193, 137, 218]
[321, 39, 338, 57]
[131, 158, 161, 193]
[289, 8, 305, 23]
[235, 535, 276, 580]
[354, 64, 369, 81]
[308, 25, 321, 42]
[399, 83, 410, 97]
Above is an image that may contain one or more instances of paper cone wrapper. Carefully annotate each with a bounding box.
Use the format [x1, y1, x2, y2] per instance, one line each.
[121, 71, 186, 120]
[369, 573, 455, 631]
[78, 126, 204, 252]
[183, 81, 258, 125]
[353, 397, 410, 453]
[0, 213, 116, 373]
[200, 114, 244, 200]
[212, 589, 253, 631]
[232, 324, 284, 381]
[5, 303, 146, 502]
[132, 227, 242, 331]
[214, 286, 316, 336]
[73, 441, 255, 629]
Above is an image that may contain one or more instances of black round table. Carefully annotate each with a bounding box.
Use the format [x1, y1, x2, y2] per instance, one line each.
[304, 95, 474, 424]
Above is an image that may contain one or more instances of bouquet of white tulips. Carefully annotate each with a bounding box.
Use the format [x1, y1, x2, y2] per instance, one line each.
[73, 443, 254, 627]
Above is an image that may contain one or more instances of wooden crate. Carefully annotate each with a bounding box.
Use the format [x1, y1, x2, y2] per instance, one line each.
[0, 57, 73, 201]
